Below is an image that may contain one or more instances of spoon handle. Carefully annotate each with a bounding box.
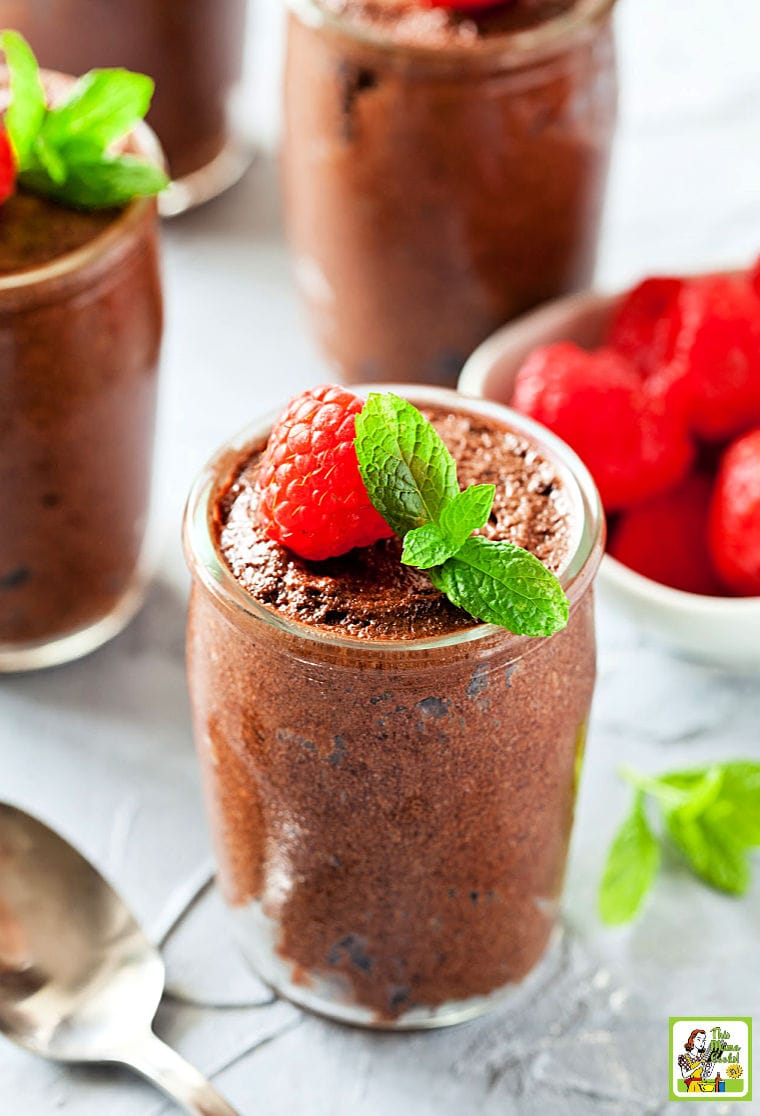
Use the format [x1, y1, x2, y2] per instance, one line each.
[120, 1030, 241, 1116]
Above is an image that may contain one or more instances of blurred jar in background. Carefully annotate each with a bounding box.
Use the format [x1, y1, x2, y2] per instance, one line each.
[0, 0, 250, 213]
[283, 0, 618, 386]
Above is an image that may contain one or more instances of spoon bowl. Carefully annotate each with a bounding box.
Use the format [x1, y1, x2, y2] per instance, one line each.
[0, 803, 239, 1115]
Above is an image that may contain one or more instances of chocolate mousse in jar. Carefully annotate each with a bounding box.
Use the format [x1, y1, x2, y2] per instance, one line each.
[0, 0, 250, 214]
[283, 0, 618, 386]
[0, 57, 164, 670]
[184, 385, 604, 1028]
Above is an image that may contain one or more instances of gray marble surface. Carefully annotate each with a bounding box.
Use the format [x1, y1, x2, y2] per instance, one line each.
[2, 0, 760, 1112]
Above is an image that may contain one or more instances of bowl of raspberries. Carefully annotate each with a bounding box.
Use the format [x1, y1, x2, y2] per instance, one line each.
[459, 263, 760, 667]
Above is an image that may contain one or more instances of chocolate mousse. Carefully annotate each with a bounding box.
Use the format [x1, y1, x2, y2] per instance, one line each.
[0, 55, 164, 667]
[0, 191, 162, 654]
[283, 0, 618, 385]
[184, 392, 603, 1024]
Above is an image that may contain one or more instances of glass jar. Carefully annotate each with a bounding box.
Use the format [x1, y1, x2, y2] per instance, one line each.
[183, 386, 604, 1029]
[0, 0, 250, 214]
[283, 0, 618, 386]
[0, 107, 163, 671]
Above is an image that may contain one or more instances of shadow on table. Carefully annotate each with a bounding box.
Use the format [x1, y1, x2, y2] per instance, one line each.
[0, 577, 192, 742]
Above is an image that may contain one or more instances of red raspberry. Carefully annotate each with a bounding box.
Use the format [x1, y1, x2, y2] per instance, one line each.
[422, 0, 513, 9]
[607, 277, 684, 378]
[709, 428, 760, 595]
[512, 342, 694, 512]
[749, 256, 760, 300]
[609, 473, 724, 596]
[665, 275, 760, 442]
[257, 384, 393, 561]
[0, 130, 17, 204]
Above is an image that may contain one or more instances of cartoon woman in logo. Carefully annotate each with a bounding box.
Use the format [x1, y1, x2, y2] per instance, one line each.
[677, 1029, 724, 1093]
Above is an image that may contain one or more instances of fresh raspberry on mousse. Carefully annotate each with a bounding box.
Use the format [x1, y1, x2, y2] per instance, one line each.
[257, 384, 394, 562]
[0, 129, 16, 204]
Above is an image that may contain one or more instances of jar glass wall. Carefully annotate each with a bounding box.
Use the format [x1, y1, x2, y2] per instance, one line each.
[0, 120, 163, 671]
[283, 0, 618, 386]
[183, 387, 604, 1029]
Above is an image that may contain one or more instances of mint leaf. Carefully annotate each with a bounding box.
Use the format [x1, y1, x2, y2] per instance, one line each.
[666, 808, 750, 895]
[1, 31, 165, 208]
[601, 760, 760, 926]
[41, 69, 154, 151]
[355, 393, 458, 537]
[598, 792, 660, 926]
[21, 155, 168, 208]
[430, 536, 569, 636]
[33, 134, 67, 185]
[402, 523, 459, 569]
[439, 484, 495, 550]
[0, 29, 46, 168]
[401, 484, 496, 569]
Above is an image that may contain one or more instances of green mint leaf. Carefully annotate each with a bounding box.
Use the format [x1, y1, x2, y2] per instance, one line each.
[401, 523, 460, 569]
[20, 154, 169, 208]
[0, 29, 46, 169]
[659, 765, 725, 823]
[32, 134, 67, 185]
[439, 484, 495, 550]
[355, 393, 459, 537]
[598, 792, 660, 926]
[430, 535, 569, 636]
[666, 807, 750, 895]
[402, 485, 495, 569]
[41, 69, 154, 151]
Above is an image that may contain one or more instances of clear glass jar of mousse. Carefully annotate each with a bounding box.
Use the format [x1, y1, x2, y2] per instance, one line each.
[283, 0, 618, 386]
[183, 386, 604, 1029]
[0, 108, 164, 672]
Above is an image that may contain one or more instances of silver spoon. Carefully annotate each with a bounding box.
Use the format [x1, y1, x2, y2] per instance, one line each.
[0, 802, 240, 1116]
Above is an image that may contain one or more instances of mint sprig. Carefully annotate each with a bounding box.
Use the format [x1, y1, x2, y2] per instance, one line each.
[1, 29, 168, 208]
[354, 392, 570, 636]
[598, 761, 760, 925]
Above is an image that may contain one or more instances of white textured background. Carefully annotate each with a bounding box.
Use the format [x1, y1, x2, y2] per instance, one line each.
[2, 0, 760, 1112]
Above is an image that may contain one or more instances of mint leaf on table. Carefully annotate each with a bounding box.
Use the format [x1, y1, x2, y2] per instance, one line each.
[598, 761, 760, 925]
[355, 392, 570, 637]
[0, 29, 46, 168]
[666, 808, 750, 896]
[0, 31, 168, 208]
[598, 792, 660, 926]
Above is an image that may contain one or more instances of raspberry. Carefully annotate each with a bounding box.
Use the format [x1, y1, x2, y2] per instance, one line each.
[609, 473, 724, 596]
[422, 0, 513, 9]
[750, 256, 760, 300]
[607, 277, 684, 378]
[667, 275, 760, 442]
[709, 428, 760, 595]
[257, 384, 393, 561]
[512, 342, 694, 511]
[0, 130, 16, 205]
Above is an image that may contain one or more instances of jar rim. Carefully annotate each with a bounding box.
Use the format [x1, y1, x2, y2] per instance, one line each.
[287, 0, 617, 64]
[182, 385, 605, 656]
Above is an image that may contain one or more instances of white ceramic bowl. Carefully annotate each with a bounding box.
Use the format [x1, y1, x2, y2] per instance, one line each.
[458, 288, 760, 669]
